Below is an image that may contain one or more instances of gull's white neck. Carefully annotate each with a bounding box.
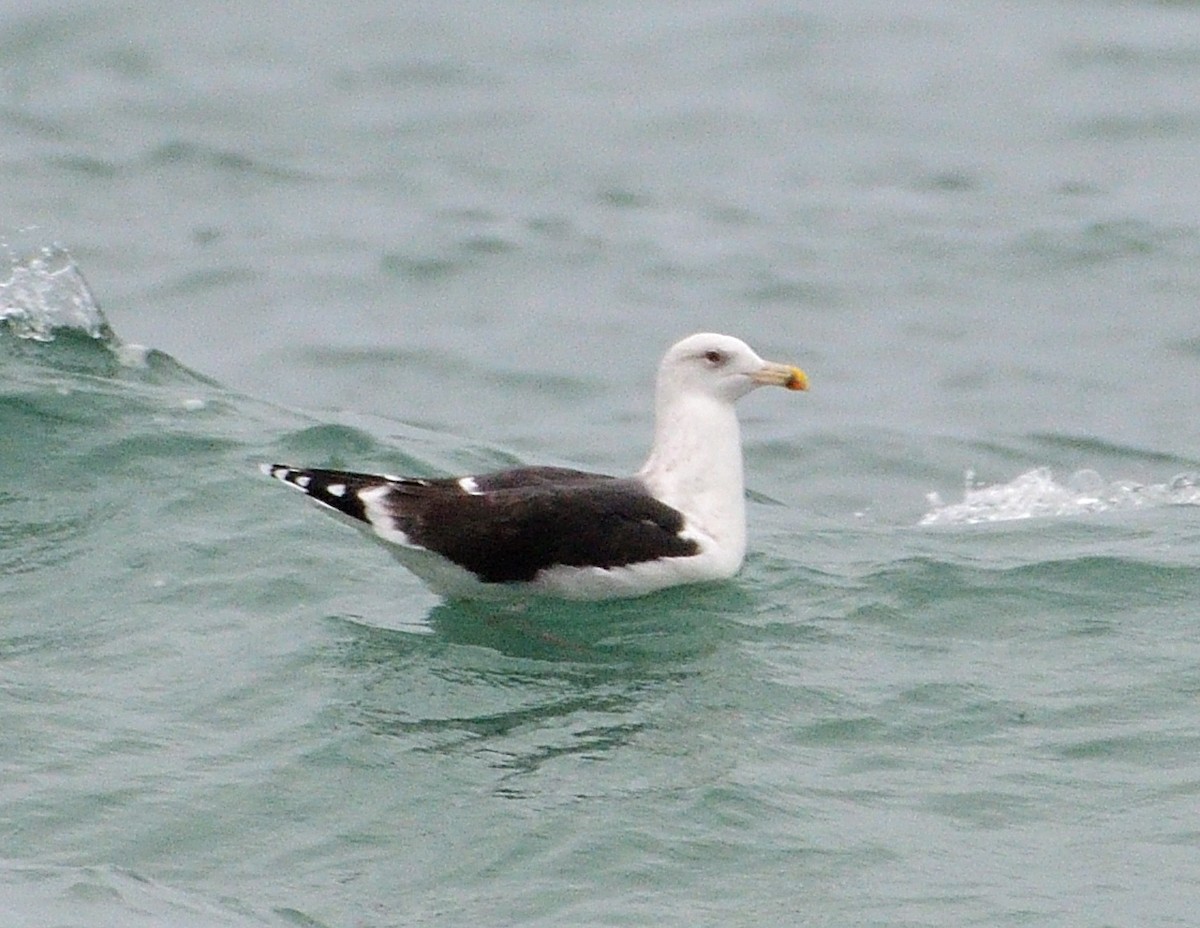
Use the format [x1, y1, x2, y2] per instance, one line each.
[637, 390, 747, 560]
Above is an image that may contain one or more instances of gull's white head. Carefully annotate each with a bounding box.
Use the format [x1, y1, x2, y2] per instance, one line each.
[656, 332, 808, 405]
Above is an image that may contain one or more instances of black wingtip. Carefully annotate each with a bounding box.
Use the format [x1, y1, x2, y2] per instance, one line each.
[260, 463, 304, 486]
[260, 464, 376, 524]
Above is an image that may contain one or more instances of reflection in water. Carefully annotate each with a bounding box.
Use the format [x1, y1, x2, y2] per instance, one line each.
[324, 588, 750, 795]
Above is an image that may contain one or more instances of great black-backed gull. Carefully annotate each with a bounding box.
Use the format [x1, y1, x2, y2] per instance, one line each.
[262, 332, 807, 600]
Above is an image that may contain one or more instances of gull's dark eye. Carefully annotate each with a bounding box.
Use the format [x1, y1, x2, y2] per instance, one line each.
[703, 349, 725, 366]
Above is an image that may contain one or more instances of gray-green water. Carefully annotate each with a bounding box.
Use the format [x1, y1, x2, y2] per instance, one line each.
[4, 2, 1200, 925]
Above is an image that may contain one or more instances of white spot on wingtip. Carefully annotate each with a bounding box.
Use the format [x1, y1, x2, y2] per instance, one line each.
[327, 483, 346, 497]
[458, 476, 483, 496]
[296, 475, 312, 489]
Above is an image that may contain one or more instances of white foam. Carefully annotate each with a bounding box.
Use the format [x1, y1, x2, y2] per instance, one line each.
[114, 343, 152, 368]
[0, 244, 112, 342]
[921, 467, 1200, 526]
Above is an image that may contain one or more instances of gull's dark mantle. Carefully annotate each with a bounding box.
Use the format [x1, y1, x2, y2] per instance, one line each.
[262, 465, 699, 582]
[262, 333, 807, 600]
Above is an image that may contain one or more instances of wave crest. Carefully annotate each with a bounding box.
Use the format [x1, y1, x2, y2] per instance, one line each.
[921, 467, 1200, 525]
[1, 243, 114, 343]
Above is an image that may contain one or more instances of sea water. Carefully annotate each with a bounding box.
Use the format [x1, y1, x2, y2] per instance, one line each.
[3, 2, 1200, 925]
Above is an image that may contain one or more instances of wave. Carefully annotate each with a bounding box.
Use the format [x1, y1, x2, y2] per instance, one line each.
[0, 241, 181, 381]
[0, 861, 295, 928]
[0, 243, 518, 479]
[921, 466, 1200, 526]
[1, 243, 114, 343]
[4, 239, 303, 392]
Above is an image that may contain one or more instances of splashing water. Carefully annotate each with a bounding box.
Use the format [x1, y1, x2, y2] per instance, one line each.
[921, 467, 1200, 525]
[1, 243, 114, 342]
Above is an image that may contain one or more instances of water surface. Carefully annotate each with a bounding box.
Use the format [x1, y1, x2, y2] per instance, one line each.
[3, 2, 1200, 925]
